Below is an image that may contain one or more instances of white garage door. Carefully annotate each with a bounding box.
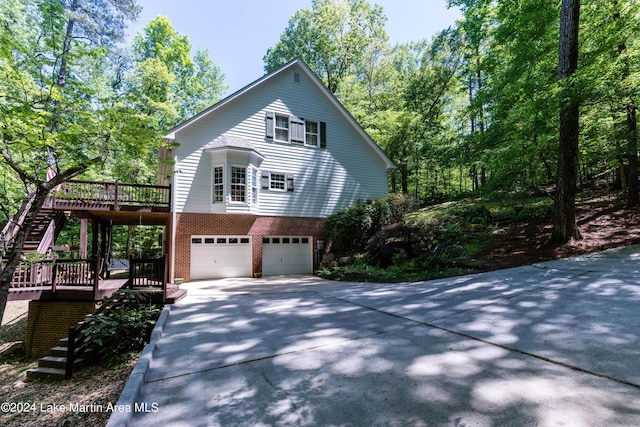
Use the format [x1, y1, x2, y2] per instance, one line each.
[262, 236, 313, 276]
[190, 236, 252, 280]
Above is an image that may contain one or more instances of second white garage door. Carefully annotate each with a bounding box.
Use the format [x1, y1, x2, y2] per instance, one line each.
[262, 236, 313, 276]
[190, 236, 252, 280]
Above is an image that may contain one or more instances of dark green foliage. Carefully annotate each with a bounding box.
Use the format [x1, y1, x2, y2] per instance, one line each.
[322, 196, 502, 282]
[365, 223, 425, 268]
[83, 290, 162, 367]
[513, 204, 553, 221]
[324, 195, 416, 254]
[450, 205, 492, 225]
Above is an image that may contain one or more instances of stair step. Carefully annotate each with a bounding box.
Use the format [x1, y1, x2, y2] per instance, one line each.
[38, 355, 90, 369]
[25, 367, 66, 381]
[165, 288, 187, 303]
[50, 346, 73, 357]
[50, 345, 95, 358]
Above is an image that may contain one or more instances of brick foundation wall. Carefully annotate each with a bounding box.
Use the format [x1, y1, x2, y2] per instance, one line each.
[174, 213, 325, 281]
[26, 301, 96, 357]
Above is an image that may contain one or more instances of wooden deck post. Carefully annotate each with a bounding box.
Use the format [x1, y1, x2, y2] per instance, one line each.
[93, 256, 100, 300]
[114, 180, 119, 210]
[79, 218, 88, 259]
[91, 221, 99, 259]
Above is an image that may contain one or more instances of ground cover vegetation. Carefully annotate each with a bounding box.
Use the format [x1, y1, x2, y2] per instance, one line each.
[319, 182, 640, 282]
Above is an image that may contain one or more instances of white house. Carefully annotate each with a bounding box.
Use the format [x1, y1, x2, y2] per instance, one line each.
[163, 58, 394, 281]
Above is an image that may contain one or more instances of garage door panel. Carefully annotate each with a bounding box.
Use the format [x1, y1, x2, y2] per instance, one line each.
[263, 236, 312, 276]
[190, 236, 252, 280]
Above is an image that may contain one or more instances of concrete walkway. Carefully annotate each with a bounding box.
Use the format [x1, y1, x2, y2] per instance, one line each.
[110, 245, 640, 426]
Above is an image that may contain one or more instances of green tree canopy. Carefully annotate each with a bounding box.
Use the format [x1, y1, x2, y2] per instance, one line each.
[264, 0, 388, 93]
[131, 16, 227, 122]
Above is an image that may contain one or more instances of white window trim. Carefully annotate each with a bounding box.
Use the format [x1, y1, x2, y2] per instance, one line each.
[274, 114, 290, 142]
[212, 164, 224, 204]
[249, 165, 258, 206]
[269, 172, 286, 192]
[267, 111, 325, 149]
[230, 165, 247, 204]
[305, 120, 319, 147]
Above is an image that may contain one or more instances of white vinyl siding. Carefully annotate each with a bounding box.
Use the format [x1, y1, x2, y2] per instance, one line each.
[171, 64, 389, 217]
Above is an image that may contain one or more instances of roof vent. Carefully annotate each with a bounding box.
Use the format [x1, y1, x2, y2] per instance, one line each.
[294, 72, 300, 83]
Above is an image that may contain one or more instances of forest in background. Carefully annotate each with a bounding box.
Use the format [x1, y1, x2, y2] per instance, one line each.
[264, 0, 638, 208]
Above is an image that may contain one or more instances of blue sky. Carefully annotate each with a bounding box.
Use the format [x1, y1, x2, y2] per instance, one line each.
[128, 1, 461, 94]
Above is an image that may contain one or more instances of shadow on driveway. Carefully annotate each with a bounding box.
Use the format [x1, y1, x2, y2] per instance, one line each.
[123, 246, 640, 426]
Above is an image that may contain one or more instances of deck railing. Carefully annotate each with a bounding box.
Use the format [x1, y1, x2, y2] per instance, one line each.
[7, 257, 100, 294]
[51, 180, 171, 211]
[129, 255, 167, 295]
[7, 255, 168, 297]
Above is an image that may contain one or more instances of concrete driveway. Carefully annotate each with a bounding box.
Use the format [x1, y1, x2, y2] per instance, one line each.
[111, 245, 640, 426]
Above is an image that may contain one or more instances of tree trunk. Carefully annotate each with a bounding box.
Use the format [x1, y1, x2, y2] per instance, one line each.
[551, 0, 581, 244]
[0, 185, 51, 322]
[626, 103, 639, 207]
[400, 164, 409, 194]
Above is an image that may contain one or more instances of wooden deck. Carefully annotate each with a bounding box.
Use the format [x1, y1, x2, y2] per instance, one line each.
[8, 278, 129, 302]
[5, 257, 184, 303]
[43, 179, 171, 226]
[1, 179, 183, 303]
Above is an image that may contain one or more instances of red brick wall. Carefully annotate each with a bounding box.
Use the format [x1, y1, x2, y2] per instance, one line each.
[173, 213, 325, 281]
[26, 301, 96, 357]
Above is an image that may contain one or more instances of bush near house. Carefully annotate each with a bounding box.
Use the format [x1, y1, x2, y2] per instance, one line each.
[320, 193, 555, 282]
[83, 290, 163, 367]
[324, 194, 417, 253]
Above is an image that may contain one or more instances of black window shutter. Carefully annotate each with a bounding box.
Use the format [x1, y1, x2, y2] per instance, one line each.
[261, 170, 270, 189]
[320, 121, 327, 148]
[286, 173, 294, 192]
[265, 112, 274, 139]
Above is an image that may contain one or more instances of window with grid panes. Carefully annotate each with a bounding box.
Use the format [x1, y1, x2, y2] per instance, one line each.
[230, 166, 246, 202]
[213, 166, 224, 203]
[270, 172, 285, 191]
[275, 115, 289, 142]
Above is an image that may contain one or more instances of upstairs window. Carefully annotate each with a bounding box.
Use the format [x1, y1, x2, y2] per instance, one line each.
[305, 120, 319, 147]
[213, 165, 224, 203]
[275, 115, 289, 142]
[230, 166, 246, 203]
[266, 111, 326, 148]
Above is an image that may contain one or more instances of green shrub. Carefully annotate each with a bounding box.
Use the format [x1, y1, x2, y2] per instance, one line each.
[450, 205, 492, 225]
[83, 290, 162, 367]
[364, 223, 425, 268]
[324, 201, 372, 253]
[513, 204, 553, 221]
[324, 194, 417, 254]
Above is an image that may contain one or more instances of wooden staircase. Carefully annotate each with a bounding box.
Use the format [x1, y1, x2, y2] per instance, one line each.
[26, 333, 96, 381]
[24, 287, 154, 381]
[1, 208, 66, 256]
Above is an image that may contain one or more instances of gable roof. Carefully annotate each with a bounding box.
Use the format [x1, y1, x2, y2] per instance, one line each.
[165, 57, 395, 169]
